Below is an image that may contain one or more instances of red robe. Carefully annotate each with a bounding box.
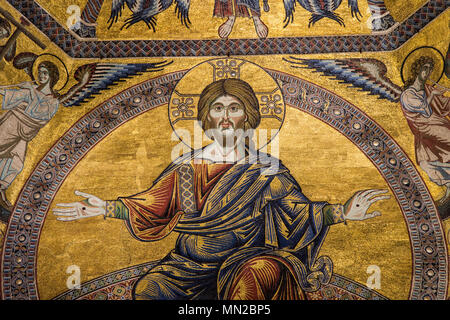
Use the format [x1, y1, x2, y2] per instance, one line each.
[213, 0, 260, 18]
[119, 163, 232, 241]
[108, 154, 342, 300]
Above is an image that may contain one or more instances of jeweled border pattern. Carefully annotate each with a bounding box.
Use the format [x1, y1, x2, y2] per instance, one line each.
[6, 0, 449, 58]
[52, 261, 387, 300]
[0, 68, 447, 299]
[271, 69, 448, 300]
[53, 261, 158, 300]
[0, 71, 183, 299]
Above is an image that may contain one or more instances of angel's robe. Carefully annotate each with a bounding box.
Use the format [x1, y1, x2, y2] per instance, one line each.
[0, 86, 58, 189]
[105, 148, 346, 299]
[214, 0, 261, 18]
[400, 84, 450, 186]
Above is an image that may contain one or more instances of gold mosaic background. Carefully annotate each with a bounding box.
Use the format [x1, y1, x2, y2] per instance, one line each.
[0, 0, 449, 300]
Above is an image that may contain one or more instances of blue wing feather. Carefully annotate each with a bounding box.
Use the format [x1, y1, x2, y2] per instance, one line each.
[108, 0, 134, 28]
[122, 0, 173, 30]
[300, 0, 314, 12]
[283, 0, 298, 27]
[109, 0, 190, 30]
[174, 0, 191, 27]
[331, 0, 342, 10]
[347, 0, 361, 20]
[284, 0, 362, 27]
[61, 61, 173, 107]
[283, 57, 402, 102]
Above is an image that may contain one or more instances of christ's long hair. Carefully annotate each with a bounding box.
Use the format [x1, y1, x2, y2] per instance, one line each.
[197, 78, 261, 134]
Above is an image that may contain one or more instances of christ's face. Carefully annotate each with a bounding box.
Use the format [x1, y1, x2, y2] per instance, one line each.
[207, 95, 247, 146]
[418, 63, 433, 83]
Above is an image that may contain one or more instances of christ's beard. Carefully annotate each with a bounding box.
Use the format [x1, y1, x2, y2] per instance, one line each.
[211, 120, 244, 148]
[218, 119, 235, 138]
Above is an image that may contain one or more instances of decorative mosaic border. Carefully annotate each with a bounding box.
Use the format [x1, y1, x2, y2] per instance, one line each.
[0, 67, 447, 300]
[53, 261, 158, 300]
[270, 69, 448, 300]
[53, 261, 387, 300]
[5, 0, 449, 58]
[314, 275, 387, 300]
[0, 71, 184, 300]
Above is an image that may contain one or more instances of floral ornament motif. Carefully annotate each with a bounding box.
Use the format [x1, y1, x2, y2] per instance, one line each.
[369, 137, 384, 151]
[209, 59, 246, 81]
[283, 83, 298, 97]
[260, 93, 283, 119]
[107, 107, 122, 119]
[170, 97, 195, 119]
[215, 60, 238, 79]
[349, 118, 365, 133]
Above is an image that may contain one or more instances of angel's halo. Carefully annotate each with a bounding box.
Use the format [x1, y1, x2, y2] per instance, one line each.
[401, 46, 445, 85]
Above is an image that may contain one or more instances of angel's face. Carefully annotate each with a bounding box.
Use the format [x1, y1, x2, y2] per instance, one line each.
[418, 63, 433, 83]
[38, 66, 50, 85]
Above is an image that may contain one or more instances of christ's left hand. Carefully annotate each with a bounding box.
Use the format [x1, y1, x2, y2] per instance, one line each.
[344, 189, 390, 221]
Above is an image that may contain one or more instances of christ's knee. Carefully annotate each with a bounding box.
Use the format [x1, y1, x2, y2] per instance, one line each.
[227, 256, 283, 300]
[133, 274, 164, 300]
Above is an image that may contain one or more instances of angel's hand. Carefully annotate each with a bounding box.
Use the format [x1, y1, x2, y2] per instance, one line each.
[52, 190, 106, 222]
[431, 86, 445, 96]
[433, 82, 448, 92]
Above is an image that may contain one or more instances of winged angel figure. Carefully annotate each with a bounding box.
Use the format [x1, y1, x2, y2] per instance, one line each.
[106, 0, 362, 38]
[284, 55, 450, 219]
[0, 52, 171, 214]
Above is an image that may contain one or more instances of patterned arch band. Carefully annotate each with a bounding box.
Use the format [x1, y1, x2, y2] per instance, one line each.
[0, 68, 447, 300]
[6, 0, 448, 57]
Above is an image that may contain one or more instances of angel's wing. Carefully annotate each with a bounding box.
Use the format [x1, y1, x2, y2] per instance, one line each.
[283, 57, 402, 102]
[284, 0, 346, 27]
[59, 60, 173, 107]
[174, 0, 191, 27]
[123, 0, 190, 31]
[282, 0, 297, 27]
[347, 0, 361, 21]
[108, 0, 131, 28]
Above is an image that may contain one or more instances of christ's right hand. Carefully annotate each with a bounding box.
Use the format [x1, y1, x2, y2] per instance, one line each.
[53, 190, 106, 221]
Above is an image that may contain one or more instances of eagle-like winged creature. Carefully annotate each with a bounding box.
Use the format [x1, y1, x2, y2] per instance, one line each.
[283, 56, 402, 102]
[282, 0, 362, 27]
[108, 0, 191, 31]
